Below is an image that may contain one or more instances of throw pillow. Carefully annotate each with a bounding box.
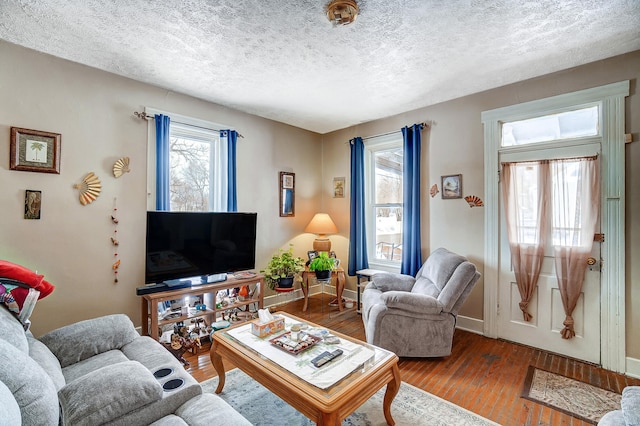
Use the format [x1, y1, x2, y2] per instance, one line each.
[0, 260, 55, 298]
[0, 279, 40, 323]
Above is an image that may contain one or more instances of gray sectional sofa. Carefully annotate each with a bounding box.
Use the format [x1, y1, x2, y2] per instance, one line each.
[0, 306, 250, 425]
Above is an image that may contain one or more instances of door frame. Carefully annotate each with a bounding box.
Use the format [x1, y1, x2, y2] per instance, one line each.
[481, 81, 629, 373]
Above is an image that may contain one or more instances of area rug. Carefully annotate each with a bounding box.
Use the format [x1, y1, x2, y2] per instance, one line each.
[521, 366, 621, 424]
[201, 368, 499, 425]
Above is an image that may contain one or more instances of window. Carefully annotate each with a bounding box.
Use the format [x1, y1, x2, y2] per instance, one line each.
[169, 122, 226, 212]
[145, 108, 232, 212]
[365, 135, 403, 267]
[501, 106, 599, 147]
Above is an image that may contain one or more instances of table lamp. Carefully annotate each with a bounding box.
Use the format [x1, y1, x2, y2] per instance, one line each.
[304, 213, 338, 252]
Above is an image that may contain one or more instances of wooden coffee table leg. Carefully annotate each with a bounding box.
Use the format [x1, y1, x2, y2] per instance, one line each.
[383, 363, 401, 425]
[209, 340, 226, 394]
[320, 411, 340, 425]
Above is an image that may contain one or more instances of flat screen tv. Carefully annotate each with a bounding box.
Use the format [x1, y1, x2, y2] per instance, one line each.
[145, 211, 257, 285]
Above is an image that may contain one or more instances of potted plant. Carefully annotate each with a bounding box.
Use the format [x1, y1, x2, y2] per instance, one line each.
[260, 245, 305, 290]
[308, 252, 335, 281]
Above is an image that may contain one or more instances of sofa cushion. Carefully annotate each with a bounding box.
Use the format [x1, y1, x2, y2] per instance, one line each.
[122, 335, 187, 371]
[0, 305, 29, 353]
[174, 393, 251, 426]
[40, 314, 139, 367]
[149, 415, 189, 426]
[0, 338, 59, 425]
[416, 247, 466, 292]
[58, 360, 163, 426]
[0, 380, 21, 426]
[61, 349, 129, 383]
[27, 335, 66, 390]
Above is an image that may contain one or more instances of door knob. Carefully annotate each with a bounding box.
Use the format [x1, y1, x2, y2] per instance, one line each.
[586, 257, 600, 271]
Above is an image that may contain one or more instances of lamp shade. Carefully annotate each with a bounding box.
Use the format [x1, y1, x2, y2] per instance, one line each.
[305, 213, 338, 252]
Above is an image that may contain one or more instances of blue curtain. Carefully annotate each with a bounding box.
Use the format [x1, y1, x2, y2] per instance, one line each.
[401, 124, 422, 276]
[155, 114, 171, 211]
[348, 136, 369, 276]
[222, 130, 238, 212]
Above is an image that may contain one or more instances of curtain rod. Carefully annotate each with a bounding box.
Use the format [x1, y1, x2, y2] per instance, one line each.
[350, 121, 431, 143]
[133, 111, 244, 138]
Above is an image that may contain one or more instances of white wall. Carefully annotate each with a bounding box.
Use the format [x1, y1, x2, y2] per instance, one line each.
[0, 41, 322, 335]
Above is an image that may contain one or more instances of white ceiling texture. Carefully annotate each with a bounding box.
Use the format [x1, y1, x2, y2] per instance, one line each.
[1, 1, 639, 134]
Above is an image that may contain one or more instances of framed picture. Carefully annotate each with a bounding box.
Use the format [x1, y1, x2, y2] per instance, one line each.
[307, 250, 318, 262]
[24, 190, 42, 220]
[441, 174, 463, 199]
[279, 171, 295, 217]
[333, 177, 345, 198]
[10, 127, 61, 174]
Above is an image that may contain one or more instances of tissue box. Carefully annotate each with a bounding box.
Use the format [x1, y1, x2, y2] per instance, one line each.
[251, 316, 285, 338]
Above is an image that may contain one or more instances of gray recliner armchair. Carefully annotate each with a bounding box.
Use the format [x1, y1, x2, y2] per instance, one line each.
[361, 247, 480, 357]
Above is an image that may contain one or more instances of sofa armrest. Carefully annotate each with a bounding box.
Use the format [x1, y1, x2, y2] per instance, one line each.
[381, 291, 444, 315]
[39, 314, 140, 367]
[59, 360, 163, 426]
[622, 386, 640, 425]
[371, 273, 415, 292]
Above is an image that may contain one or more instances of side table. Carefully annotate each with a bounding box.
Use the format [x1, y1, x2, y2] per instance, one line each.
[356, 269, 386, 314]
[301, 266, 346, 312]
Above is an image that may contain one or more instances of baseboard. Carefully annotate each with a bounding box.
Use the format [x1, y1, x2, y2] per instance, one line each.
[135, 326, 142, 335]
[264, 286, 359, 309]
[456, 315, 484, 335]
[626, 356, 640, 379]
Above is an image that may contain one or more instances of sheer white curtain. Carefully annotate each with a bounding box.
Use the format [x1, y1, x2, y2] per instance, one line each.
[551, 157, 599, 339]
[502, 156, 599, 338]
[502, 161, 549, 321]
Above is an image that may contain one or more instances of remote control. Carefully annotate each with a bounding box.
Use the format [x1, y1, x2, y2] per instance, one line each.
[310, 349, 343, 368]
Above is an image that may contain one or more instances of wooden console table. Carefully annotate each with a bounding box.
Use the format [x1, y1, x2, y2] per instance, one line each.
[300, 267, 346, 312]
[139, 274, 264, 340]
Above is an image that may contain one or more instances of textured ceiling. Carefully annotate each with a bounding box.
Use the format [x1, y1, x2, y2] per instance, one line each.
[1, 1, 639, 134]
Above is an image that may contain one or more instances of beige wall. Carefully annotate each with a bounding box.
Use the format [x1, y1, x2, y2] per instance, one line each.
[322, 51, 640, 358]
[1, 39, 639, 363]
[0, 41, 322, 336]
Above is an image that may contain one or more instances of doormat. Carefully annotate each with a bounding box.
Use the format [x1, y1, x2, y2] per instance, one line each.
[521, 366, 621, 424]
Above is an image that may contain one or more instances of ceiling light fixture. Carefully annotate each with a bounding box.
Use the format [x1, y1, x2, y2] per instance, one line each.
[325, 0, 359, 26]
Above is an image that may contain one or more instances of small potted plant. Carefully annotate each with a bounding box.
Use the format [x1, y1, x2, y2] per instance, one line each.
[260, 245, 305, 290]
[308, 252, 335, 281]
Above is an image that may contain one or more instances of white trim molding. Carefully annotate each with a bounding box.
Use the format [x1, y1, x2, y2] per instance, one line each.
[626, 357, 640, 380]
[481, 81, 629, 373]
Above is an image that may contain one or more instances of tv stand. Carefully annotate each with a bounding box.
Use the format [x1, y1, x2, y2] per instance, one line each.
[139, 273, 264, 341]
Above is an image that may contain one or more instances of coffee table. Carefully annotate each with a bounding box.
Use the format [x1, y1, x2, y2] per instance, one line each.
[210, 312, 400, 425]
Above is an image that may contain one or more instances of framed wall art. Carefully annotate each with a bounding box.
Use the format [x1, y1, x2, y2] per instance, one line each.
[333, 177, 345, 198]
[441, 174, 462, 199]
[24, 190, 42, 220]
[279, 171, 295, 217]
[10, 127, 61, 174]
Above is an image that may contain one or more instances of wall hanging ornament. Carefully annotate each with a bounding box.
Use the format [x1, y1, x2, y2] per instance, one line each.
[111, 198, 120, 283]
[113, 157, 130, 178]
[464, 195, 484, 208]
[73, 172, 102, 205]
[429, 184, 439, 198]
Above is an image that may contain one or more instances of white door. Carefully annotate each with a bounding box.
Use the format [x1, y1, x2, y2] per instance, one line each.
[497, 144, 601, 364]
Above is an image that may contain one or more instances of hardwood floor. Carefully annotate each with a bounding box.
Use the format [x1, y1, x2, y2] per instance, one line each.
[183, 295, 640, 425]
